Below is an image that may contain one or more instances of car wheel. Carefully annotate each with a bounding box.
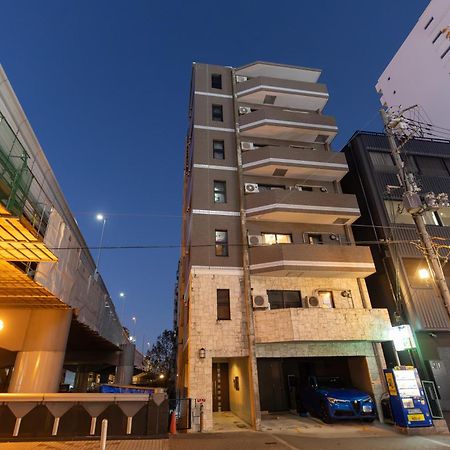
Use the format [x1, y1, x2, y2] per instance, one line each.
[320, 402, 333, 424]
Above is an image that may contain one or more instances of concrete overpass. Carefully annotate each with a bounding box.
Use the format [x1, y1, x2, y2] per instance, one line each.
[0, 65, 139, 393]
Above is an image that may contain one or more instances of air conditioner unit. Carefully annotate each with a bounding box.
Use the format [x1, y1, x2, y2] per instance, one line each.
[245, 183, 259, 194]
[304, 296, 321, 308]
[236, 75, 248, 83]
[241, 142, 255, 151]
[319, 186, 328, 193]
[329, 233, 339, 241]
[248, 235, 264, 246]
[253, 294, 269, 309]
[239, 106, 252, 115]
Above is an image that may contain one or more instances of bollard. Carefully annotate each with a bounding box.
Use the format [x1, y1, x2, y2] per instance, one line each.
[100, 419, 108, 450]
[52, 417, 60, 436]
[199, 404, 204, 433]
[169, 411, 177, 435]
[12, 417, 22, 437]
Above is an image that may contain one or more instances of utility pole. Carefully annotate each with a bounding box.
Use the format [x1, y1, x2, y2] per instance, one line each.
[381, 108, 450, 317]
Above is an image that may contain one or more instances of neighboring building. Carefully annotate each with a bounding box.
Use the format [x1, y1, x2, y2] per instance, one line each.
[175, 61, 392, 431]
[343, 131, 450, 411]
[376, 0, 450, 130]
[0, 65, 137, 393]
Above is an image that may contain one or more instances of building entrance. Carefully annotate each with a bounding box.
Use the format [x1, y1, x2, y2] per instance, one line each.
[212, 362, 230, 412]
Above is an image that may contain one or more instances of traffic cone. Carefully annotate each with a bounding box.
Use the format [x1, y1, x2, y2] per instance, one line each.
[170, 411, 177, 435]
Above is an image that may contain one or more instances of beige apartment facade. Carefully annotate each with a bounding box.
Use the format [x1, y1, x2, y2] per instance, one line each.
[176, 61, 392, 431]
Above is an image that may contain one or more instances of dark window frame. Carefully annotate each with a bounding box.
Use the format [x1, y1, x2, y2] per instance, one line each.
[213, 140, 225, 160]
[267, 290, 302, 310]
[215, 229, 229, 257]
[212, 104, 223, 122]
[214, 180, 227, 203]
[211, 73, 222, 90]
[217, 289, 231, 320]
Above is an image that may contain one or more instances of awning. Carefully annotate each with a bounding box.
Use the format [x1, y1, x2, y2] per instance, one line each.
[0, 260, 66, 309]
[0, 204, 57, 262]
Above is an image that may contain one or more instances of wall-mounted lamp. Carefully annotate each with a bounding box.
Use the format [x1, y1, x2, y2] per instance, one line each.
[418, 268, 431, 280]
[199, 348, 206, 359]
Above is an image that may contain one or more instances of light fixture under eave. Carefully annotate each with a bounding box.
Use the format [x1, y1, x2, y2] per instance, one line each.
[418, 268, 431, 280]
[0, 320, 3, 331]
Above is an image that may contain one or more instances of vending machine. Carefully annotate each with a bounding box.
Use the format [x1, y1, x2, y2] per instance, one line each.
[384, 367, 433, 428]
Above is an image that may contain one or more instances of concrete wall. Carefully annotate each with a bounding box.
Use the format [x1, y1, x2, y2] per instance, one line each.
[228, 357, 251, 425]
[376, 0, 450, 129]
[186, 269, 249, 431]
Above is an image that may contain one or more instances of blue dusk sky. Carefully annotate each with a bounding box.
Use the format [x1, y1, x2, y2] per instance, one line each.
[1, 0, 428, 347]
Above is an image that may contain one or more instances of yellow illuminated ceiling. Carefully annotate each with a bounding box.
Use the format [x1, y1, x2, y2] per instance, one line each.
[0, 261, 66, 308]
[0, 206, 57, 262]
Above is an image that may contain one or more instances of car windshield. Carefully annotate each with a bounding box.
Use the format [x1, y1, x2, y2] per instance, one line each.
[316, 376, 346, 389]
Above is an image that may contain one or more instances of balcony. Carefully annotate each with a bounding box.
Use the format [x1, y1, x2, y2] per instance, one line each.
[245, 189, 359, 224]
[236, 76, 329, 111]
[239, 108, 337, 144]
[249, 243, 375, 278]
[254, 308, 391, 344]
[236, 61, 322, 84]
[242, 146, 348, 182]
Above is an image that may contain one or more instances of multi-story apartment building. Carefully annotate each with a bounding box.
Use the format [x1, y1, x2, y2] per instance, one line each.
[376, 0, 450, 130]
[343, 131, 450, 411]
[0, 65, 135, 393]
[175, 61, 392, 431]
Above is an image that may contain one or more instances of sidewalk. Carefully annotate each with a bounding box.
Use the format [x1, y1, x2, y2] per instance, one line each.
[0, 439, 168, 449]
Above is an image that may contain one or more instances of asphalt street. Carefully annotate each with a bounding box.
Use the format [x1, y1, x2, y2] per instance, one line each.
[170, 431, 450, 450]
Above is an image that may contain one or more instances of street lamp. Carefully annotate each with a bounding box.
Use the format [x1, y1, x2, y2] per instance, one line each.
[132, 316, 137, 338]
[95, 213, 107, 274]
[119, 292, 126, 319]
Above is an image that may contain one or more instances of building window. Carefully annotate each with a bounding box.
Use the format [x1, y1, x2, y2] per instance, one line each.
[258, 183, 285, 191]
[415, 156, 448, 176]
[214, 181, 227, 203]
[384, 200, 415, 225]
[211, 73, 222, 89]
[262, 233, 292, 245]
[213, 140, 225, 159]
[318, 290, 334, 309]
[217, 289, 230, 320]
[267, 290, 302, 310]
[424, 17, 434, 30]
[212, 104, 223, 122]
[441, 45, 450, 60]
[307, 233, 323, 245]
[215, 230, 228, 256]
[369, 152, 395, 169]
[432, 31, 442, 44]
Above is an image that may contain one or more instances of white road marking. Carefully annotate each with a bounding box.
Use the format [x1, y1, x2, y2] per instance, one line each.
[266, 433, 300, 450]
[420, 437, 450, 448]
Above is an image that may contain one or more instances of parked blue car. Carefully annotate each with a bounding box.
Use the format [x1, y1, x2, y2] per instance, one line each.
[299, 376, 377, 423]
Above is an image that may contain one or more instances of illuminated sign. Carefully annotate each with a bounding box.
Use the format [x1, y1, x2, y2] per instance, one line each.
[391, 325, 416, 351]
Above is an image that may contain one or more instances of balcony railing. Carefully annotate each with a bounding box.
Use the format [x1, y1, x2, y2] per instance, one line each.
[238, 108, 338, 144]
[254, 307, 391, 344]
[242, 145, 348, 182]
[245, 189, 360, 224]
[249, 243, 375, 278]
[236, 76, 329, 111]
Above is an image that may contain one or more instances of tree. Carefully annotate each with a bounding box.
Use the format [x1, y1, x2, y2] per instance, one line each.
[144, 329, 176, 392]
